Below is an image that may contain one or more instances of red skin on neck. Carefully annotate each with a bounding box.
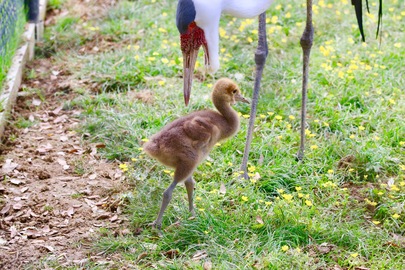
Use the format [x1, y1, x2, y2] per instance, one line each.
[180, 22, 207, 54]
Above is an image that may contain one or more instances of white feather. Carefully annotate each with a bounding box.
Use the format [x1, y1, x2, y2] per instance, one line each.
[192, 0, 274, 73]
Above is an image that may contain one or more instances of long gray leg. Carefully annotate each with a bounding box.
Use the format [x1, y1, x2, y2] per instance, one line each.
[184, 176, 195, 216]
[149, 181, 177, 230]
[240, 12, 268, 179]
[297, 0, 314, 161]
[150, 162, 196, 230]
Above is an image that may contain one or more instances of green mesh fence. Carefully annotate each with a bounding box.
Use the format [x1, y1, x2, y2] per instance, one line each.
[0, 0, 25, 58]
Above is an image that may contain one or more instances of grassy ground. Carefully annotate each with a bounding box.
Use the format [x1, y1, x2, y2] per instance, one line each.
[42, 0, 404, 268]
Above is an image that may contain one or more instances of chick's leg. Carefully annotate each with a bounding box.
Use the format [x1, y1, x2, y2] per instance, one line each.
[151, 161, 196, 230]
[184, 176, 196, 216]
[150, 181, 177, 230]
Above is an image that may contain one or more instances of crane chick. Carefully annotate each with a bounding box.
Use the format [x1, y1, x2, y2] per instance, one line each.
[144, 78, 249, 230]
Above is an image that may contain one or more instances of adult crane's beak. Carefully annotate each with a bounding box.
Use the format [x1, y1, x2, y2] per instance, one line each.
[182, 48, 199, 106]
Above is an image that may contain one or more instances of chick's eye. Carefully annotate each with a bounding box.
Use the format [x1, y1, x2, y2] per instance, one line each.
[232, 89, 237, 94]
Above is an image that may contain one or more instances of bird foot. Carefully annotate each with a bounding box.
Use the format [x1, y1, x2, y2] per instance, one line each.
[148, 222, 163, 237]
[148, 221, 162, 232]
[189, 206, 196, 216]
[240, 171, 249, 180]
[295, 151, 305, 162]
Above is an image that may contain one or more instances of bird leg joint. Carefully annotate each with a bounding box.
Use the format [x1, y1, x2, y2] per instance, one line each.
[300, 24, 314, 50]
[254, 50, 267, 67]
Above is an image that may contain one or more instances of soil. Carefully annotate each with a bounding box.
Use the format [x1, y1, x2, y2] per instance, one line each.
[0, 1, 133, 268]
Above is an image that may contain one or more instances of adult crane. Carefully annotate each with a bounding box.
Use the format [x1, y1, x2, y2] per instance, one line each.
[175, 0, 382, 178]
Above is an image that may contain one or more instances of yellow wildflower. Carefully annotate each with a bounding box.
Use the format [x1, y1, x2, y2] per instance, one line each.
[305, 200, 313, 206]
[119, 163, 128, 172]
[277, 188, 285, 194]
[350, 253, 359, 258]
[390, 185, 400, 192]
[392, 213, 400, 219]
[282, 194, 293, 202]
[248, 165, 256, 172]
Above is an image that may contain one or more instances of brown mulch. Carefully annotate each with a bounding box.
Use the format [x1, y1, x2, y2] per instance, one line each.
[0, 0, 134, 268]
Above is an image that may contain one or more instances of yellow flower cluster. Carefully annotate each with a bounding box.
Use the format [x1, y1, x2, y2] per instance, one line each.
[119, 163, 128, 172]
[321, 181, 337, 188]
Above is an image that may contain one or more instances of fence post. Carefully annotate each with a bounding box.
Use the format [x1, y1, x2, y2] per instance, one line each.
[26, 0, 39, 22]
[36, 0, 47, 41]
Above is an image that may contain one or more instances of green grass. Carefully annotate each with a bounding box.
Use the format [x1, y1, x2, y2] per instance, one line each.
[42, 0, 404, 268]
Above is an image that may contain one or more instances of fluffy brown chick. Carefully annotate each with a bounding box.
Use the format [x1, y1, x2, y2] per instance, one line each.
[143, 78, 249, 231]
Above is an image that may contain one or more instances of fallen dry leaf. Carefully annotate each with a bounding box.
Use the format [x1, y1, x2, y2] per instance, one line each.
[37, 244, 55, 252]
[53, 114, 68, 124]
[32, 98, 41, 106]
[163, 249, 179, 259]
[256, 215, 264, 224]
[56, 158, 70, 170]
[192, 250, 208, 261]
[203, 261, 212, 270]
[9, 179, 24, 185]
[60, 135, 69, 142]
[2, 159, 19, 174]
[252, 172, 261, 181]
[10, 226, 18, 238]
[219, 183, 226, 194]
[52, 104, 64, 115]
[0, 237, 7, 245]
[95, 143, 106, 148]
[317, 242, 336, 254]
[13, 203, 23, 210]
[37, 143, 53, 153]
[137, 251, 148, 261]
[1, 203, 11, 215]
[67, 207, 75, 217]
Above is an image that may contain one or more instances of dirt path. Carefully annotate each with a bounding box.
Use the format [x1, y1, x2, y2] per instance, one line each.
[0, 1, 131, 268]
[0, 60, 129, 269]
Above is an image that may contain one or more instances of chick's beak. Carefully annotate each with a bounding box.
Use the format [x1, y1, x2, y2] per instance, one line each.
[182, 49, 199, 106]
[235, 93, 250, 104]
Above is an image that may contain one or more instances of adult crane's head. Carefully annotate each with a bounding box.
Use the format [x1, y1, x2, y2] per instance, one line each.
[176, 0, 221, 106]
